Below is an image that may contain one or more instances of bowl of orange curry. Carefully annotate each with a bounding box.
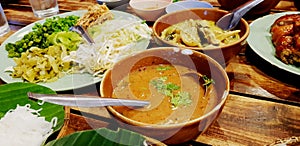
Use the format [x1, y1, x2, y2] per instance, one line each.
[100, 47, 229, 144]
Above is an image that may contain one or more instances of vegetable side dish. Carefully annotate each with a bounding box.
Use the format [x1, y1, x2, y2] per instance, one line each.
[5, 15, 80, 58]
[11, 45, 74, 83]
[4, 4, 152, 83]
[270, 14, 300, 66]
[160, 19, 241, 48]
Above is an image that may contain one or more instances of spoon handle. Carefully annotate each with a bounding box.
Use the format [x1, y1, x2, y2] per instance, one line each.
[27, 92, 149, 107]
[69, 25, 95, 45]
[229, 0, 263, 28]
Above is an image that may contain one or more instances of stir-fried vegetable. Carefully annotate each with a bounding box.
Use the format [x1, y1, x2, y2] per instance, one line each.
[10, 45, 72, 83]
[161, 19, 240, 48]
[5, 15, 79, 58]
[6, 31, 82, 83]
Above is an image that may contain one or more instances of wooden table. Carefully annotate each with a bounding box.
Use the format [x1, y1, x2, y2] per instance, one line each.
[1, 0, 299, 145]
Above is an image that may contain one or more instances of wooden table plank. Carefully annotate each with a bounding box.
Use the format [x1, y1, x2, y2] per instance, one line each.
[0, 1, 299, 145]
[59, 94, 300, 145]
[197, 94, 300, 145]
[3, 0, 98, 26]
[9, 0, 98, 11]
[226, 54, 300, 104]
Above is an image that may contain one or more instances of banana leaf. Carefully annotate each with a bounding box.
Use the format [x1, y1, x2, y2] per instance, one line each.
[45, 128, 146, 146]
[0, 82, 65, 132]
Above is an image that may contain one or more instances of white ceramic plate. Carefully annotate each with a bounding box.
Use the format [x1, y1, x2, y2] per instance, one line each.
[247, 11, 300, 76]
[0, 10, 149, 91]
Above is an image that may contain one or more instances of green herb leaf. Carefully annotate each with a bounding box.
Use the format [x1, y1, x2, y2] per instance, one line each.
[171, 91, 192, 107]
[150, 77, 167, 91]
[166, 83, 180, 90]
[45, 128, 146, 146]
[150, 77, 192, 108]
[202, 75, 215, 87]
[156, 65, 171, 71]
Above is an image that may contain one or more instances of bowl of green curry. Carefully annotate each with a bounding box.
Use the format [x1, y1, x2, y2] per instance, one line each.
[153, 8, 250, 66]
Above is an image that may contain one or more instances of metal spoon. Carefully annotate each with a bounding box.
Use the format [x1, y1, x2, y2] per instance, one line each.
[216, 0, 263, 30]
[69, 25, 95, 45]
[27, 92, 149, 107]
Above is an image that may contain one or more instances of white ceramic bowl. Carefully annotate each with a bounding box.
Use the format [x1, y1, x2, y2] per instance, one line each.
[166, 1, 213, 13]
[129, 0, 172, 21]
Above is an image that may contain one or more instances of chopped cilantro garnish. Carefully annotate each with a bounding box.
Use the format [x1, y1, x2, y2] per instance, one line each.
[156, 65, 171, 71]
[171, 92, 192, 107]
[150, 77, 192, 108]
[150, 77, 167, 91]
[166, 83, 180, 90]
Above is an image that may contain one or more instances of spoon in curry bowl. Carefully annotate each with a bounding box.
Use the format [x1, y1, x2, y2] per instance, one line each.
[216, 0, 263, 30]
[27, 92, 149, 107]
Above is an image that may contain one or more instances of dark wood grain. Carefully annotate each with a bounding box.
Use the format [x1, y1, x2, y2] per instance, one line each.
[197, 94, 300, 145]
[60, 94, 300, 146]
[0, 0, 299, 145]
[227, 52, 300, 104]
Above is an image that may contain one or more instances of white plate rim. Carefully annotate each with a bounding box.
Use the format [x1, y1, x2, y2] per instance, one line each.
[247, 11, 300, 76]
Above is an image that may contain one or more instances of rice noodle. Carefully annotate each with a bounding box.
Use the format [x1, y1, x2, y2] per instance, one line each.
[0, 104, 57, 146]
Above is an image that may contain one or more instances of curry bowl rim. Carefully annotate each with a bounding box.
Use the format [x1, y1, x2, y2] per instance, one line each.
[100, 47, 230, 128]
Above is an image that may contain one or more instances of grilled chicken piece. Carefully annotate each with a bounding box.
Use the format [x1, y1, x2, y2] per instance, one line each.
[271, 16, 293, 39]
[270, 14, 300, 66]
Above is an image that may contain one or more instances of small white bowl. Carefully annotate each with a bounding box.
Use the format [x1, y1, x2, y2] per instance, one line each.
[166, 1, 213, 13]
[129, 0, 172, 21]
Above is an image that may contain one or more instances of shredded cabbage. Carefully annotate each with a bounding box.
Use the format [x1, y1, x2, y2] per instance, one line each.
[64, 20, 152, 76]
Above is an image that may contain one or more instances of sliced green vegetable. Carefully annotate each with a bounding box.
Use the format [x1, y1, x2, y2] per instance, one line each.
[5, 15, 80, 58]
[47, 31, 83, 51]
[45, 128, 146, 146]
